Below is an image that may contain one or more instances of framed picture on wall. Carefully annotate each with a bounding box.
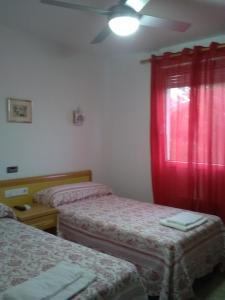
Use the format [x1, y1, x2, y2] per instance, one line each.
[7, 98, 32, 123]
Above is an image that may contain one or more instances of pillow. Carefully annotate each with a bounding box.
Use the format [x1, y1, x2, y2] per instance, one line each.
[0, 203, 16, 219]
[33, 182, 112, 207]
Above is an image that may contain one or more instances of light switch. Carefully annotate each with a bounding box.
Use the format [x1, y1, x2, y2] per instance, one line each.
[6, 166, 18, 173]
[5, 187, 29, 198]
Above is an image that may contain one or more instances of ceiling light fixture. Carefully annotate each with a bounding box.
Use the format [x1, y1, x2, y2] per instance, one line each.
[108, 5, 140, 37]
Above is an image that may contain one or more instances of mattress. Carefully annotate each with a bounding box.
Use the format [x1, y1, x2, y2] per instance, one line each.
[0, 217, 147, 300]
[57, 195, 225, 300]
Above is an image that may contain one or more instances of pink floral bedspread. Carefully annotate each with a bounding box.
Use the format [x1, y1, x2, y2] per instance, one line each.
[58, 195, 225, 300]
[0, 218, 146, 300]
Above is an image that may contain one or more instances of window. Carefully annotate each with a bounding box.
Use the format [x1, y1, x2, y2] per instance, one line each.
[151, 43, 225, 220]
[166, 86, 190, 162]
[166, 83, 225, 166]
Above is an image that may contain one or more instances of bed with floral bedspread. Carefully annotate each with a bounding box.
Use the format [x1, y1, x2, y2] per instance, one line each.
[33, 181, 225, 300]
[0, 204, 146, 300]
[58, 195, 225, 300]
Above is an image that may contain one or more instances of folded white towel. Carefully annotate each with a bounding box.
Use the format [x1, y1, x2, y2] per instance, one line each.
[160, 217, 207, 231]
[2, 261, 95, 300]
[166, 212, 204, 226]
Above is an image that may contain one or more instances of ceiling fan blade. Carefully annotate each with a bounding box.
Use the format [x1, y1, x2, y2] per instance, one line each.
[118, 0, 128, 5]
[40, 0, 110, 16]
[140, 15, 191, 32]
[124, 0, 151, 12]
[91, 27, 111, 44]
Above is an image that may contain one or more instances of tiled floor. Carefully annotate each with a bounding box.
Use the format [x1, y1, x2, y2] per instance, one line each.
[148, 268, 225, 300]
[194, 268, 225, 300]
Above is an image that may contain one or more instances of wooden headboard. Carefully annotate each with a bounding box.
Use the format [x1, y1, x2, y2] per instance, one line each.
[0, 170, 92, 207]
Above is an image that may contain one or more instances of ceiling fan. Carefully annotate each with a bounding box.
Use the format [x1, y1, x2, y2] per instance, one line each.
[40, 0, 191, 44]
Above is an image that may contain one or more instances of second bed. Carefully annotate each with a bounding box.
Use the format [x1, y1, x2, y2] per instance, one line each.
[34, 181, 225, 300]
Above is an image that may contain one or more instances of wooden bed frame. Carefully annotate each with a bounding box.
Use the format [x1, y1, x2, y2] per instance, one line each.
[0, 170, 92, 207]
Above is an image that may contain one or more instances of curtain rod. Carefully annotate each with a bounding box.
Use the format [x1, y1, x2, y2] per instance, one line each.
[140, 43, 225, 64]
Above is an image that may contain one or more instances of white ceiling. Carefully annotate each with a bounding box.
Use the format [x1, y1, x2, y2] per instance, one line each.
[0, 0, 225, 54]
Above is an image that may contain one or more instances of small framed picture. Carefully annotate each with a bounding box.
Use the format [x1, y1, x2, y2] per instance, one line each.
[7, 98, 32, 123]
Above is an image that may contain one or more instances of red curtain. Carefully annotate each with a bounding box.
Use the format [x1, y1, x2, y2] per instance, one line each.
[151, 42, 225, 222]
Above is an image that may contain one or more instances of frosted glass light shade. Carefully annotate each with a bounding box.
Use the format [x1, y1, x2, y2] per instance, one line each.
[108, 16, 140, 36]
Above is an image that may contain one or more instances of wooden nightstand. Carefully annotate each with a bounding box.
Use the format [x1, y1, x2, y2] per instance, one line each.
[13, 203, 58, 234]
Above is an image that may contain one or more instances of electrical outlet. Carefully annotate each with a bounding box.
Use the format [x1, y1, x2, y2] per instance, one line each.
[6, 166, 18, 173]
[5, 187, 29, 198]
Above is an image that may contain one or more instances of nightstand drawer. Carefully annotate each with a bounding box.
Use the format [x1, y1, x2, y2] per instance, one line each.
[13, 203, 58, 233]
[25, 214, 57, 230]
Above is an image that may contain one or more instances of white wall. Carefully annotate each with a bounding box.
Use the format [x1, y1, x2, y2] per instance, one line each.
[102, 54, 152, 202]
[0, 26, 105, 180]
[0, 25, 152, 203]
